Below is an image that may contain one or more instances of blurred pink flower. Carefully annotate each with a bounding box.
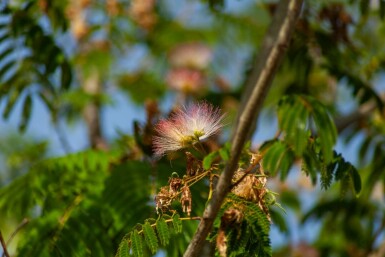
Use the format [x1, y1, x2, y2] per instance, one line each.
[166, 68, 205, 93]
[129, 0, 157, 31]
[153, 102, 224, 155]
[169, 43, 212, 69]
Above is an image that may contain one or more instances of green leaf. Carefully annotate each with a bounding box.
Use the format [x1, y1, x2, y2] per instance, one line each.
[326, 152, 361, 196]
[116, 235, 130, 257]
[60, 61, 72, 90]
[202, 151, 218, 170]
[219, 142, 231, 161]
[143, 221, 158, 254]
[380, 0, 385, 19]
[279, 98, 309, 156]
[118, 73, 166, 104]
[156, 218, 170, 246]
[0, 31, 9, 44]
[309, 98, 337, 163]
[0, 60, 16, 80]
[131, 230, 144, 257]
[262, 141, 294, 178]
[223, 194, 272, 257]
[19, 94, 33, 132]
[358, 136, 373, 163]
[0, 46, 14, 63]
[172, 214, 183, 234]
[321, 162, 333, 190]
[227, 223, 249, 256]
[280, 190, 301, 211]
[270, 209, 289, 234]
[301, 143, 319, 185]
[2, 89, 20, 120]
[360, 0, 370, 16]
[350, 167, 361, 195]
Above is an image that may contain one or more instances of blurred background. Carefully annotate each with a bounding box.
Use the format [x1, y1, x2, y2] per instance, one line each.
[1, 0, 385, 256]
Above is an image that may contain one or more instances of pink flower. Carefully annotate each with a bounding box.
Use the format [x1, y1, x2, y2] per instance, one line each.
[166, 68, 206, 93]
[153, 102, 225, 156]
[168, 43, 212, 70]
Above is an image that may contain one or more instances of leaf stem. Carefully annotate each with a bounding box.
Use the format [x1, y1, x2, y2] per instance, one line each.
[133, 216, 202, 237]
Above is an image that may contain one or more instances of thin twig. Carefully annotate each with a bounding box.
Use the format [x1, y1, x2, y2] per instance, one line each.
[135, 216, 202, 237]
[334, 94, 384, 133]
[52, 195, 83, 244]
[230, 151, 267, 189]
[0, 230, 10, 257]
[5, 218, 29, 247]
[366, 218, 385, 257]
[183, 1, 303, 256]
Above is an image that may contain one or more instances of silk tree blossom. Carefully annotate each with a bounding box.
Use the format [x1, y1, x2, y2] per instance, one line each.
[168, 43, 212, 70]
[166, 68, 205, 93]
[153, 102, 225, 156]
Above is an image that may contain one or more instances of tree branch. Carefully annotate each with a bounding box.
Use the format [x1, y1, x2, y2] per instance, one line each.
[183, 1, 303, 256]
[369, 239, 385, 257]
[82, 73, 108, 150]
[335, 94, 385, 133]
[0, 230, 10, 257]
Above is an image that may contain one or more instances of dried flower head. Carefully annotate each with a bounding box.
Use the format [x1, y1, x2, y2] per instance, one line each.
[232, 153, 271, 221]
[153, 102, 225, 156]
[155, 186, 173, 214]
[216, 208, 244, 257]
[180, 185, 192, 216]
[169, 177, 183, 194]
[155, 175, 183, 214]
[186, 152, 203, 176]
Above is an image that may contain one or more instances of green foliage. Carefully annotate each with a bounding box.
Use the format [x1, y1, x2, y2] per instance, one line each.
[261, 140, 295, 178]
[261, 94, 362, 197]
[302, 197, 381, 256]
[218, 143, 231, 161]
[327, 152, 362, 195]
[202, 142, 231, 169]
[262, 94, 348, 184]
[115, 214, 187, 257]
[215, 194, 272, 257]
[131, 230, 144, 257]
[172, 214, 183, 234]
[203, 151, 219, 170]
[118, 73, 166, 104]
[156, 218, 170, 246]
[143, 221, 159, 254]
[118, 236, 131, 257]
[277, 95, 337, 163]
[0, 2, 72, 126]
[0, 152, 169, 257]
[277, 96, 309, 156]
[202, 0, 225, 11]
[0, 151, 111, 256]
[0, 134, 48, 185]
[357, 0, 385, 20]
